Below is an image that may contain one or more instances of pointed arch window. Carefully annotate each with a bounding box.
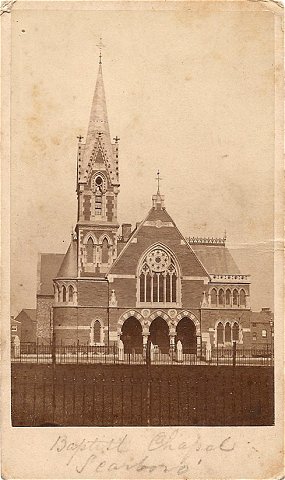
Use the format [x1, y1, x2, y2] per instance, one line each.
[95, 186, 102, 215]
[225, 322, 232, 343]
[240, 289, 246, 307]
[217, 322, 224, 345]
[211, 288, 217, 306]
[93, 320, 101, 343]
[86, 237, 94, 263]
[68, 285, 74, 303]
[138, 247, 179, 304]
[232, 322, 239, 342]
[101, 238, 109, 264]
[225, 289, 231, 306]
[233, 289, 239, 306]
[218, 288, 224, 306]
[62, 285, 67, 302]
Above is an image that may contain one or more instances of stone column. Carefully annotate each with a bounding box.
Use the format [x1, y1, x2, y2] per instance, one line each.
[196, 335, 202, 358]
[118, 339, 124, 361]
[142, 332, 149, 358]
[176, 340, 183, 362]
[169, 324, 176, 352]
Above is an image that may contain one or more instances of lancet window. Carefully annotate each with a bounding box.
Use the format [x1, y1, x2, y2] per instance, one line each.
[86, 237, 94, 263]
[216, 321, 241, 345]
[101, 238, 109, 264]
[91, 174, 106, 217]
[138, 247, 179, 304]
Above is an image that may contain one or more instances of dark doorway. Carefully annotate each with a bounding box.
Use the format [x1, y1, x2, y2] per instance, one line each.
[176, 317, 197, 354]
[121, 317, 143, 354]
[149, 317, 169, 354]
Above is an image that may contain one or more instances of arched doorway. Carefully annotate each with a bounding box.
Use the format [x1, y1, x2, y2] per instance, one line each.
[149, 317, 169, 353]
[121, 317, 143, 354]
[176, 317, 197, 354]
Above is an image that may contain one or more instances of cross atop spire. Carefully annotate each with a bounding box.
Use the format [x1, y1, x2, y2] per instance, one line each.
[155, 170, 162, 194]
[152, 170, 165, 210]
[96, 36, 105, 65]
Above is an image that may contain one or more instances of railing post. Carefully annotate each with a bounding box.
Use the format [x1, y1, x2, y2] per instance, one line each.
[233, 341, 236, 367]
[146, 338, 151, 425]
[51, 338, 56, 365]
[36, 338, 39, 364]
[216, 344, 219, 366]
[77, 339, 79, 364]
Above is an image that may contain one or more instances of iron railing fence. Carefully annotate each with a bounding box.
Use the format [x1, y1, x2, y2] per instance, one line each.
[11, 342, 274, 366]
[11, 364, 274, 426]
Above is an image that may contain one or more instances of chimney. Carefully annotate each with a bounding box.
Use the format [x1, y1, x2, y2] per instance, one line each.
[122, 223, 132, 242]
[261, 307, 270, 312]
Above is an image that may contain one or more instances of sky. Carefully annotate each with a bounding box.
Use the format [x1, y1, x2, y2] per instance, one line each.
[10, 5, 275, 316]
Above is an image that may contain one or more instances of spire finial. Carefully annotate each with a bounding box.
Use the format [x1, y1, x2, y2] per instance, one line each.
[96, 36, 105, 65]
[156, 170, 162, 194]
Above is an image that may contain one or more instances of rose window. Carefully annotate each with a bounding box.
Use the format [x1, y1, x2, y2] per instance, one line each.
[139, 247, 179, 304]
[146, 250, 170, 272]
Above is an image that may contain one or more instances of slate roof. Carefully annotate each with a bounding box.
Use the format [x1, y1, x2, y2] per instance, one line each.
[109, 205, 209, 277]
[22, 309, 36, 322]
[251, 309, 273, 324]
[57, 239, 78, 278]
[14, 309, 36, 323]
[37, 253, 65, 295]
[190, 244, 241, 275]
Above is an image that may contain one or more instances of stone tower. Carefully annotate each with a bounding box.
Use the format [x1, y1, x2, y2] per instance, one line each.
[76, 57, 120, 277]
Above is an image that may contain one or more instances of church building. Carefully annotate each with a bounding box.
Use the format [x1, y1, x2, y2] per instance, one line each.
[36, 53, 252, 356]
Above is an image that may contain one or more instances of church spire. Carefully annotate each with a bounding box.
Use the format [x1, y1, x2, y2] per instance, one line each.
[79, 42, 119, 186]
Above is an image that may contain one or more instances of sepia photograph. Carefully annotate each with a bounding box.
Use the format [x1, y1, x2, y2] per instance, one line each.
[2, 0, 284, 478]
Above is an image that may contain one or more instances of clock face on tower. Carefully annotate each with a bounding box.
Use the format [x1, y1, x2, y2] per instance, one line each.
[146, 249, 170, 272]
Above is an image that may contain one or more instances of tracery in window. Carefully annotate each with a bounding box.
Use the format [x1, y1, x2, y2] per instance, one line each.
[138, 247, 179, 304]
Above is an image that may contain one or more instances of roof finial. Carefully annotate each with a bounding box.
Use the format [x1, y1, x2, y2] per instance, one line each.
[96, 36, 105, 65]
[156, 169, 162, 194]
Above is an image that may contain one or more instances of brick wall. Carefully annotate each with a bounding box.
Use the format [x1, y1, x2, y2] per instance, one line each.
[78, 280, 108, 306]
[53, 306, 109, 345]
[201, 309, 251, 347]
[36, 296, 53, 344]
